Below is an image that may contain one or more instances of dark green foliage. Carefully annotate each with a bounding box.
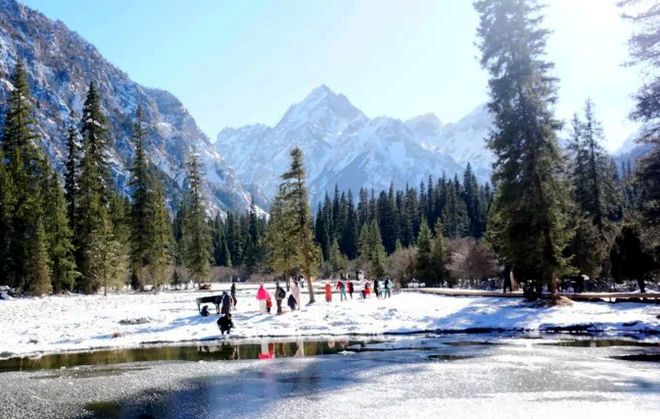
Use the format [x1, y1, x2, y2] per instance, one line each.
[0, 61, 57, 294]
[64, 110, 79, 227]
[266, 148, 320, 302]
[313, 175, 492, 262]
[42, 170, 78, 292]
[181, 154, 211, 282]
[475, 0, 572, 290]
[76, 82, 116, 293]
[611, 223, 657, 291]
[567, 101, 624, 279]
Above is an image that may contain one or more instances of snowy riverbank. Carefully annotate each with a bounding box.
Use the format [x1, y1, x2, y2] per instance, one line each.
[1, 284, 658, 358]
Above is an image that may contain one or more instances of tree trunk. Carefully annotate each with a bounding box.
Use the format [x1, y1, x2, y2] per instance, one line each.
[306, 276, 315, 304]
[637, 278, 646, 294]
[550, 271, 559, 302]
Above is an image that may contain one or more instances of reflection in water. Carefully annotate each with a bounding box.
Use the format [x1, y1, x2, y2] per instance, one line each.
[0, 339, 360, 373]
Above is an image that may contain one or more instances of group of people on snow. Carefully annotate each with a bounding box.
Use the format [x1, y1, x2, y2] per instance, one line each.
[203, 274, 394, 337]
[324, 276, 393, 302]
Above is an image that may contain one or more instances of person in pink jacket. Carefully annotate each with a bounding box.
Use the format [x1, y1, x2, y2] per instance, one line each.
[256, 283, 270, 313]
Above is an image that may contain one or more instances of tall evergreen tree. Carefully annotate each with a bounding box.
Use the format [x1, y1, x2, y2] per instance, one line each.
[181, 154, 211, 283]
[76, 82, 115, 293]
[42, 170, 78, 292]
[281, 148, 320, 302]
[148, 183, 174, 286]
[620, 0, 660, 252]
[128, 107, 153, 290]
[265, 184, 299, 281]
[341, 190, 358, 259]
[475, 0, 571, 296]
[0, 61, 52, 293]
[64, 110, 79, 227]
[243, 196, 261, 273]
[415, 218, 434, 284]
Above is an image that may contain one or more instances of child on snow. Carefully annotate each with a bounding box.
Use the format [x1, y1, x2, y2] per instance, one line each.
[287, 294, 297, 311]
[266, 296, 273, 314]
[325, 282, 332, 302]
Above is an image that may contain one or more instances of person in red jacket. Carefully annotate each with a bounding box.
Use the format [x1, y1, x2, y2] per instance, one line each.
[325, 282, 332, 302]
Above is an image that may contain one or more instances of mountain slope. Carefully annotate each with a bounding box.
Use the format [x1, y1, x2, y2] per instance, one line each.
[216, 86, 490, 206]
[0, 0, 254, 213]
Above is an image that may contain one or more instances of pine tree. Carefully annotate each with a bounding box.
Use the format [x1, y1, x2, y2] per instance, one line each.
[415, 218, 434, 284]
[243, 196, 261, 273]
[619, 1, 660, 251]
[266, 185, 299, 280]
[128, 106, 153, 290]
[181, 154, 211, 283]
[429, 219, 448, 286]
[475, 0, 571, 296]
[25, 221, 52, 296]
[328, 238, 348, 275]
[0, 61, 52, 293]
[281, 148, 320, 302]
[341, 190, 358, 259]
[568, 101, 622, 279]
[0, 146, 12, 286]
[357, 221, 386, 279]
[64, 110, 79, 228]
[149, 183, 174, 286]
[76, 82, 115, 293]
[42, 170, 78, 292]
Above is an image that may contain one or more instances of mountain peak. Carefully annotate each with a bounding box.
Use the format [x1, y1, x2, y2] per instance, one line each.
[278, 84, 365, 129]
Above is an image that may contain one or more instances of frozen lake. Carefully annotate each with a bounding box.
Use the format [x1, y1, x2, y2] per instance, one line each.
[0, 335, 658, 418]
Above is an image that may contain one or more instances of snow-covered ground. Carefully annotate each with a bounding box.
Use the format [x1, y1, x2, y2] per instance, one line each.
[1, 284, 658, 358]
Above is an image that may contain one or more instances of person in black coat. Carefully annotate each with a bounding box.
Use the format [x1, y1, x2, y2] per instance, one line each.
[275, 281, 286, 315]
[217, 313, 234, 335]
[220, 291, 231, 315]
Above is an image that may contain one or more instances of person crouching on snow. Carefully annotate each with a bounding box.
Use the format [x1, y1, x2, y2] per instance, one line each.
[217, 313, 234, 336]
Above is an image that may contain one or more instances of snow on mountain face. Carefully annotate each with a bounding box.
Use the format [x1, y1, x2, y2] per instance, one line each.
[0, 0, 254, 214]
[405, 105, 493, 181]
[216, 86, 491, 206]
[216, 85, 369, 205]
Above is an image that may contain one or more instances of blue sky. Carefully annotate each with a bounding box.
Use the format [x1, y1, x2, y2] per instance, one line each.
[22, 0, 639, 151]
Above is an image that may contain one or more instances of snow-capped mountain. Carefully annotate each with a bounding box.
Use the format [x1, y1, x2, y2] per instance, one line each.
[0, 0, 254, 214]
[215, 85, 492, 206]
[406, 105, 493, 181]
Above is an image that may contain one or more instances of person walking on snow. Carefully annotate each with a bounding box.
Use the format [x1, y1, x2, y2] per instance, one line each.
[230, 282, 237, 309]
[256, 283, 270, 313]
[347, 279, 354, 299]
[275, 281, 286, 315]
[325, 282, 332, 303]
[291, 279, 301, 307]
[336, 279, 347, 301]
[373, 278, 380, 298]
[383, 278, 392, 299]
